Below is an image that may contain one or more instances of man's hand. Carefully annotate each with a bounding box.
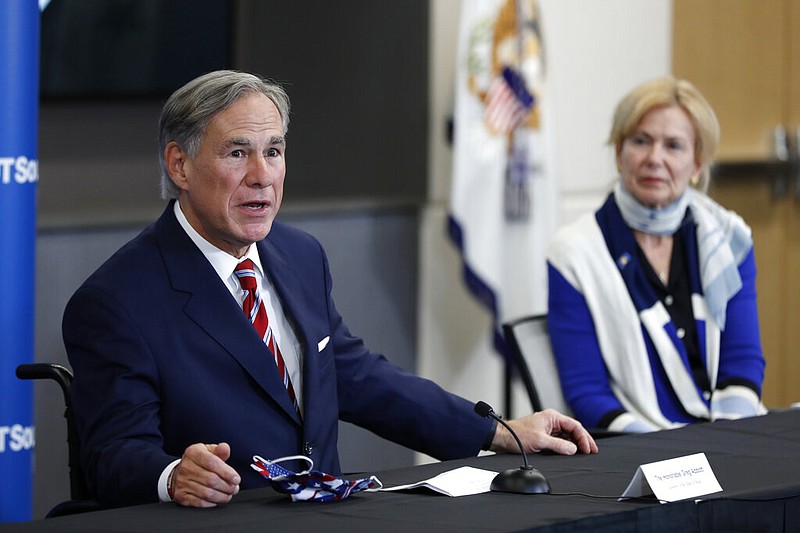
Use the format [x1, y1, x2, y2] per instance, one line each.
[490, 409, 599, 456]
[169, 443, 241, 507]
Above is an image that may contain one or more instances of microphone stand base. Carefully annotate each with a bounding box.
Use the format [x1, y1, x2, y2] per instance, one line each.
[490, 467, 551, 494]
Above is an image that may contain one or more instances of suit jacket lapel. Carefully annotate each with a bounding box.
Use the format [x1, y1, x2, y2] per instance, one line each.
[155, 205, 302, 423]
[257, 237, 332, 428]
[257, 237, 318, 363]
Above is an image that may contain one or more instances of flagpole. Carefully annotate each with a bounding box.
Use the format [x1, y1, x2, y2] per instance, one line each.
[0, 0, 39, 522]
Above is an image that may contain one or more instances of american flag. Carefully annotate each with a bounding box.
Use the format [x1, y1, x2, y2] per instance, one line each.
[484, 66, 534, 134]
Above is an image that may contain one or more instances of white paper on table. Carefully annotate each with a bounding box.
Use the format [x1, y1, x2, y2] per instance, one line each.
[378, 466, 498, 497]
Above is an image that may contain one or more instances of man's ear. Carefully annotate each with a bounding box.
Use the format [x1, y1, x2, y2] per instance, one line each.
[164, 141, 189, 191]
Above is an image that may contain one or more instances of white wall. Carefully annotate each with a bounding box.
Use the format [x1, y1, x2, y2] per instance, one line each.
[418, 0, 673, 449]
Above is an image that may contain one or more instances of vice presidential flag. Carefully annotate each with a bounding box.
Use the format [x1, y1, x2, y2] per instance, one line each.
[448, 0, 558, 351]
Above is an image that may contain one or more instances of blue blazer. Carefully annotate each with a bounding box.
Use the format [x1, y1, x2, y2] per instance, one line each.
[63, 202, 492, 508]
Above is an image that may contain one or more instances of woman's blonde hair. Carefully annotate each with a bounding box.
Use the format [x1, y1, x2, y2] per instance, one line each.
[608, 76, 720, 190]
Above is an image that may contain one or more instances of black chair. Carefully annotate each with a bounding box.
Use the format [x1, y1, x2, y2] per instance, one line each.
[16, 363, 99, 517]
[503, 315, 623, 438]
[503, 315, 571, 414]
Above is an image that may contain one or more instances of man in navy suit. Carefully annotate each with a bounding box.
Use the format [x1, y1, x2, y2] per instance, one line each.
[63, 70, 597, 509]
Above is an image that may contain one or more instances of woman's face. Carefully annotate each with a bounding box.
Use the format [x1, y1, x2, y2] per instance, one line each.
[617, 105, 701, 209]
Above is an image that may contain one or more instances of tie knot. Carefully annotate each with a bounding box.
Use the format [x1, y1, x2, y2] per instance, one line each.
[234, 259, 257, 292]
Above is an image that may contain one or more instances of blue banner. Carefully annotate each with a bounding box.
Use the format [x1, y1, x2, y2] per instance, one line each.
[0, 0, 39, 523]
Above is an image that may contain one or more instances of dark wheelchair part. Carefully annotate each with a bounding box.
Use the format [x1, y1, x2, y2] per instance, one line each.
[16, 363, 99, 517]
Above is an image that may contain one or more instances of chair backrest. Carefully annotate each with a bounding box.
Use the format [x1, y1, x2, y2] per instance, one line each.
[503, 315, 572, 416]
[16, 363, 98, 516]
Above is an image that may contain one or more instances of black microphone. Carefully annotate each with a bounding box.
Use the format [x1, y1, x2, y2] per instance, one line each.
[475, 401, 550, 494]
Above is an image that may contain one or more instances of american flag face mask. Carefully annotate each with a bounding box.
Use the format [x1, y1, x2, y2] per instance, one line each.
[250, 455, 382, 502]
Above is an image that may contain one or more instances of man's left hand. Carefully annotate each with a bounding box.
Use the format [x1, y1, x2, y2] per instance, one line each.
[490, 409, 599, 456]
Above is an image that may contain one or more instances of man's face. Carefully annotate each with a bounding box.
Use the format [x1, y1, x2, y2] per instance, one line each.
[167, 92, 286, 258]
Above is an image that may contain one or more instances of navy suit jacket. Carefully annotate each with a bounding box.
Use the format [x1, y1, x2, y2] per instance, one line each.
[63, 202, 492, 508]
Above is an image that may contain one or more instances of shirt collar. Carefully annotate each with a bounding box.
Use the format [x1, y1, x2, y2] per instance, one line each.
[173, 200, 265, 282]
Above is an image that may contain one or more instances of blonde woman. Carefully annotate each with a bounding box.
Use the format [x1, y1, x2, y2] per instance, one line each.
[547, 77, 767, 433]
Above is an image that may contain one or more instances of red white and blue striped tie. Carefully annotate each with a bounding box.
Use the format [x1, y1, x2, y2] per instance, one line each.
[234, 259, 297, 409]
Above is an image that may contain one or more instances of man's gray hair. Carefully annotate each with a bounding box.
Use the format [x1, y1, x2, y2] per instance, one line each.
[158, 70, 291, 200]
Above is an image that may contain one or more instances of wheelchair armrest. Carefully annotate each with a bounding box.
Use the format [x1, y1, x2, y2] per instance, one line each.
[16, 363, 73, 407]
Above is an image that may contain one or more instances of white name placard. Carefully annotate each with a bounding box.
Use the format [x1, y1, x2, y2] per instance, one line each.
[620, 452, 722, 503]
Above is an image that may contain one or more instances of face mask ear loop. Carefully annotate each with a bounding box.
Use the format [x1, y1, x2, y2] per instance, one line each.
[251, 454, 314, 476]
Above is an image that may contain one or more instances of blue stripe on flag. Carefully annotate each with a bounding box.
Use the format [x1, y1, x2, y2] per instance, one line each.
[501, 66, 534, 109]
[447, 215, 510, 359]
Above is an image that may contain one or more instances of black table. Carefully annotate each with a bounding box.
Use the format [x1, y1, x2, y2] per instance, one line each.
[4, 410, 800, 532]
